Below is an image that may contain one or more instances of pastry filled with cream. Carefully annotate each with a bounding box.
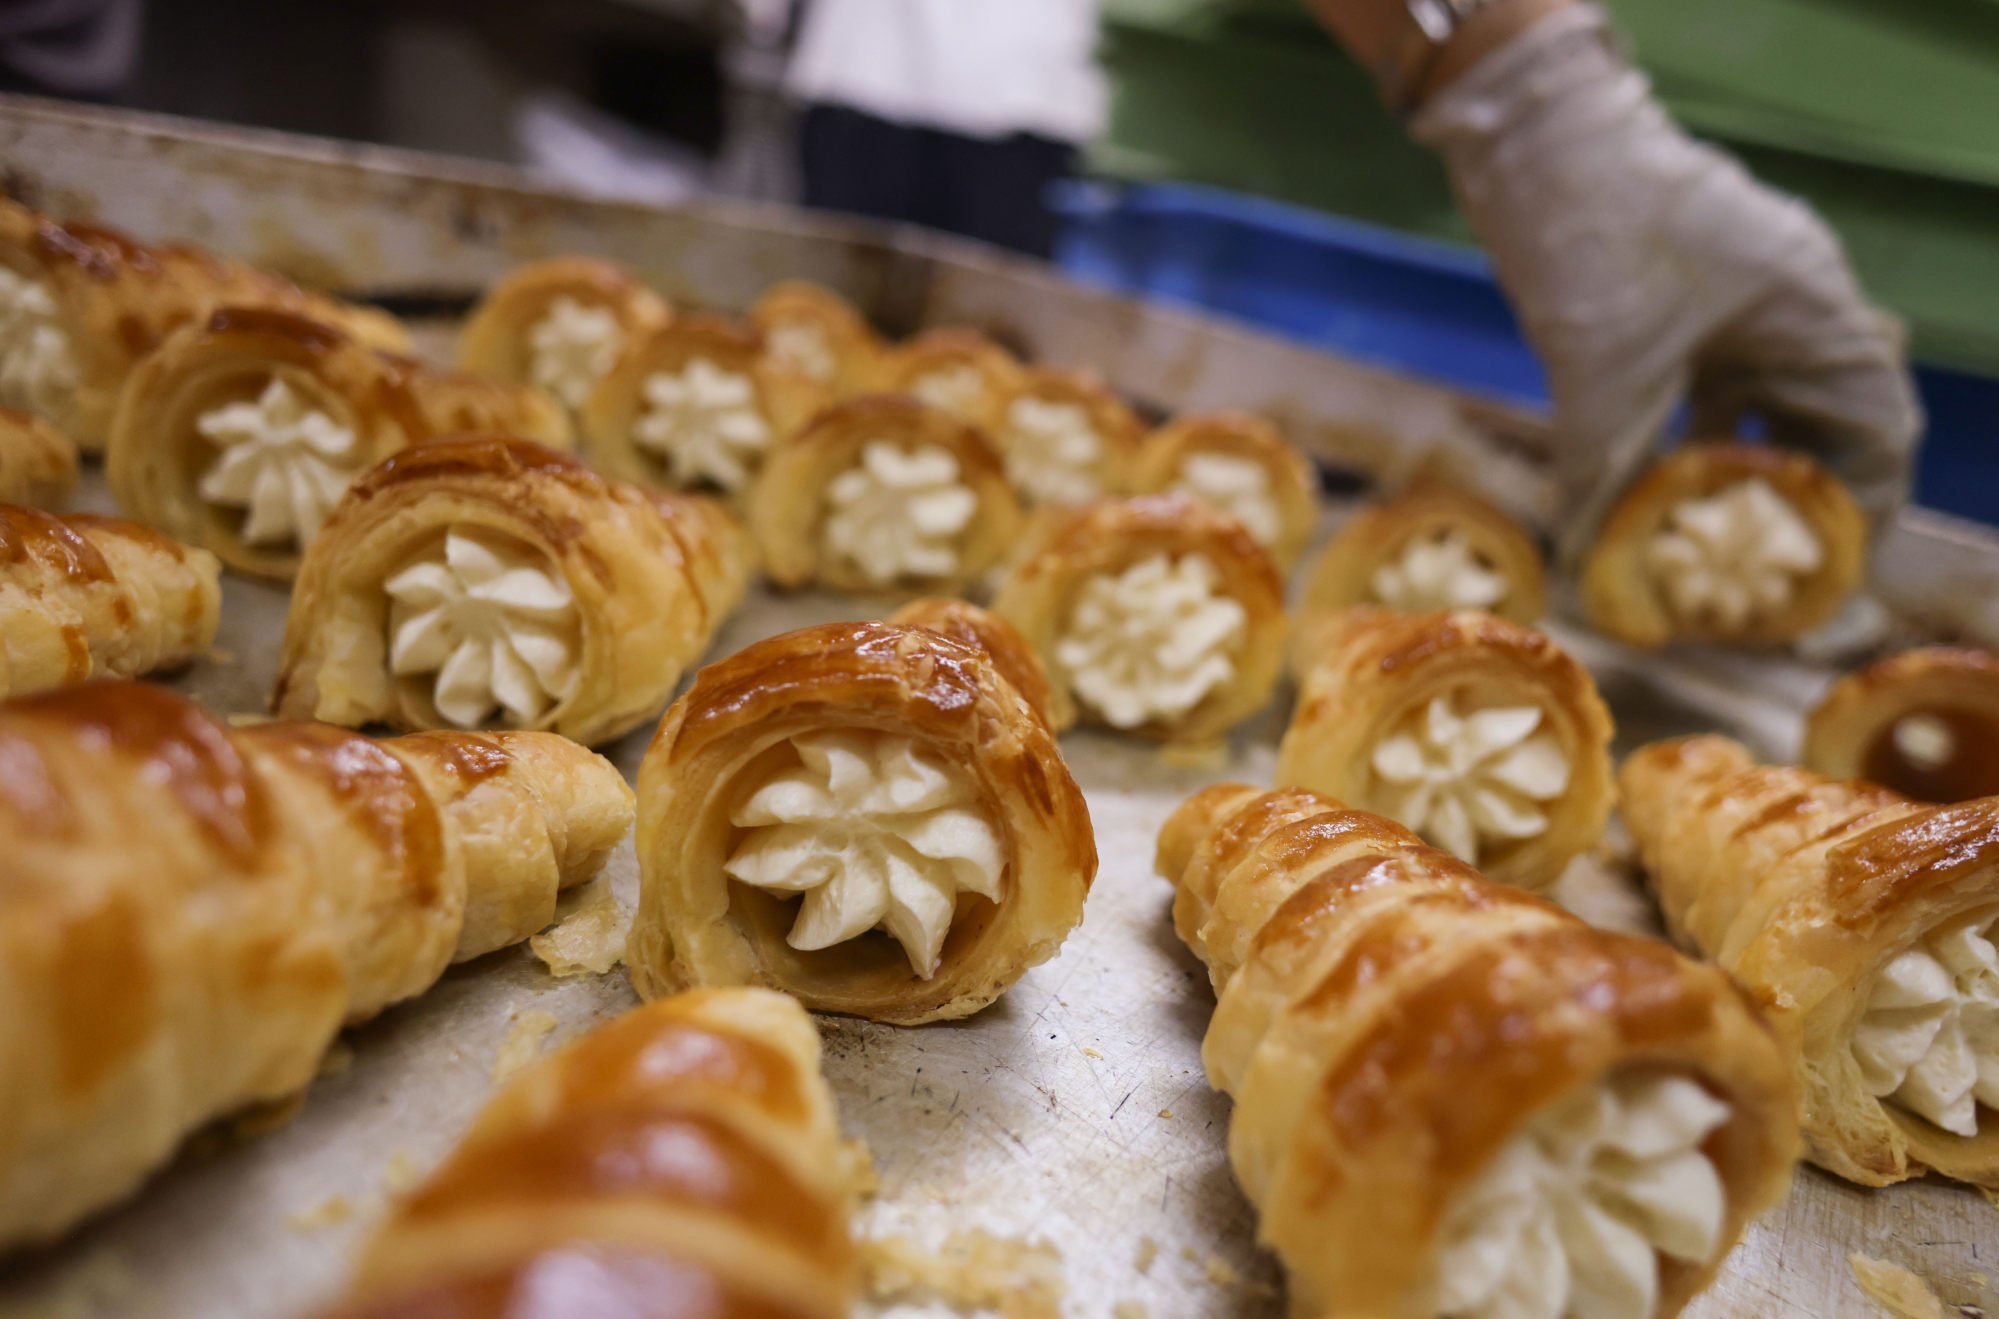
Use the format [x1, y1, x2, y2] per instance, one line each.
[724, 730, 1005, 978]
[766, 320, 837, 385]
[196, 376, 361, 550]
[1852, 913, 1999, 1137]
[524, 295, 625, 412]
[1002, 395, 1103, 507]
[1644, 478, 1824, 633]
[384, 527, 582, 728]
[0, 264, 77, 421]
[1172, 451, 1280, 549]
[634, 356, 774, 493]
[1372, 529, 1510, 614]
[1054, 552, 1247, 731]
[822, 440, 979, 588]
[1423, 1072, 1732, 1319]
[1368, 693, 1572, 866]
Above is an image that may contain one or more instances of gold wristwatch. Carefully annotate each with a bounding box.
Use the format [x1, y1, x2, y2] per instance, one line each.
[1375, 0, 1504, 112]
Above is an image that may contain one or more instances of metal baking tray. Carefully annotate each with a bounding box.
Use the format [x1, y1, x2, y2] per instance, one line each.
[2, 95, 1996, 1319]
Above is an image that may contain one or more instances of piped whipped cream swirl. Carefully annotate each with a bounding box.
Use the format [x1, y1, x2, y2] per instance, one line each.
[1372, 530, 1509, 613]
[526, 295, 623, 411]
[197, 377, 359, 548]
[1852, 915, 1999, 1136]
[1646, 478, 1823, 632]
[823, 441, 978, 587]
[1002, 396, 1102, 506]
[1055, 552, 1246, 730]
[1369, 694, 1570, 864]
[767, 321, 836, 384]
[909, 364, 986, 422]
[725, 730, 1004, 978]
[634, 357, 772, 491]
[0, 266, 77, 420]
[1172, 451, 1280, 548]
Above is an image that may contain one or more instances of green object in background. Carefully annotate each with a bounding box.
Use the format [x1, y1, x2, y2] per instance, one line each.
[1095, 0, 1999, 373]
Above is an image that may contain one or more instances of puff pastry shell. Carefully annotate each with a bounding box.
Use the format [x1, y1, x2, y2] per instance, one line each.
[457, 256, 670, 414]
[107, 308, 571, 580]
[868, 327, 1024, 432]
[0, 199, 409, 451]
[628, 621, 1095, 1024]
[0, 408, 77, 508]
[1277, 607, 1614, 889]
[751, 279, 883, 396]
[1157, 784, 1799, 1319]
[0, 681, 632, 1247]
[324, 988, 857, 1319]
[1, 505, 220, 699]
[990, 365, 1143, 508]
[888, 596, 1055, 729]
[1804, 647, 1999, 804]
[1581, 442, 1867, 648]
[992, 493, 1286, 742]
[1305, 482, 1546, 624]
[276, 436, 748, 747]
[1622, 735, 1999, 1186]
[1130, 411, 1318, 571]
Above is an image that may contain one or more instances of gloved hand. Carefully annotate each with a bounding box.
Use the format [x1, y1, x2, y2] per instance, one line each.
[1409, 5, 1922, 564]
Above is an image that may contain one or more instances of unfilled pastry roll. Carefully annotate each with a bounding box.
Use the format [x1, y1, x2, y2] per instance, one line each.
[0, 199, 409, 451]
[887, 596, 1055, 728]
[990, 365, 1143, 508]
[323, 987, 858, 1319]
[1156, 784, 1799, 1319]
[1304, 482, 1546, 624]
[276, 436, 749, 747]
[1130, 411, 1318, 571]
[1622, 735, 1999, 1186]
[1581, 441, 1868, 648]
[581, 313, 824, 499]
[0, 680, 632, 1247]
[1276, 607, 1614, 889]
[1, 505, 221, 699]
[106, 308, 571, 580]
[750, 394, 1022, 596]
[992, 494, 1285, 741]
[457, 256, 671, 416]
[628, 620, 1095, 1024]
[868, 327, 1024, 432]
[1804, 647, 1999, 804]
[751, 278, 882, 396]
[0, 408, 77, 508]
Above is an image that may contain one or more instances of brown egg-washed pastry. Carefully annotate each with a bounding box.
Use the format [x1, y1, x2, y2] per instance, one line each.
[0, 681, 632, 1247]
[581, 313, 824, 500]
[1277, 607, 1615, 890]
[868, 327, 1024, 433]
[750, 279, 883, 397]
[1623, 734, 1999, 1187]
[750, 394, 1022, 597]
[887, 596, 1055, 729]
[1805, 647, 1999, 803]
[322, 988, 858, 1319]
[1304, 481, 1546, 624]
[1156, 783, 1799, 1319]
[991, 494, 1286, 742]
[106, 308, 570, 580]
[0, 198, 408, 451]
[0, 407, 78, 508]
[457, 256, 671, 416]
[0, 505, 220, 700]
[1580, 441, 1867, 648]
[277, 437, 748, 747]
[1129, 411, 1318, 571]
[628, 621, 1096, 1024]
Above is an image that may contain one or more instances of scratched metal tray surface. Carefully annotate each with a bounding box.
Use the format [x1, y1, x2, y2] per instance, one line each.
[1, 95, 1997, 1319]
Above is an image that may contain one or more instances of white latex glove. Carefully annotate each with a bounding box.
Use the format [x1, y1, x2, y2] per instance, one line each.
[1411, 5, 1922, 565]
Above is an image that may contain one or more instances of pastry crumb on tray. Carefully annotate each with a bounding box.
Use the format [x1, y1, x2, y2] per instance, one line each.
[864, 1228, 1065, 1319]
[1849, 1253, 1946, 1319]
[527, 878, 625, 977]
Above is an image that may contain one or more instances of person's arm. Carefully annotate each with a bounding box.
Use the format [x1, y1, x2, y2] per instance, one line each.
[1304, 1, 1922, 567]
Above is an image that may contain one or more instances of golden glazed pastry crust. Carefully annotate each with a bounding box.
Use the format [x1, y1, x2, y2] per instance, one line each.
[886, 596, 1056, 730]
[628, 621, 1096, 1025]
[0, 505, 220, 699]
[1303, 482, 1546, 624]
[1156, 785, 1800, 1319]
[990, 365, 1144, 507]
[1580, 441, 1867, 648]
[580, 313, 825, 497]
[0, 681, 632, 1248]
[868, 327, 1025, 432]
[1804, 647, 1999, 804]
[0, 408, 78, 508]
[1276, 607, 1615, 891]
[276, 436, 749, 748]
[457, 257, 671, 397]
[749, 394, 1023, 596]
[1621, 735, 1999, 1187]
[991, 493, 1287, 741]
[106, 308, 571, 580]
[1129, 411, 1319, 571]
[0, 199, 409, 451]
[324, 988, 857, 1319]
[750, 279, 884, 397]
